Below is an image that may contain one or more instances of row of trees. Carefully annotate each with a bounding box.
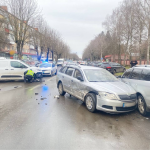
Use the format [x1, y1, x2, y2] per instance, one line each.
[0, 0, 79, 61]
[83, 0, 150, 64]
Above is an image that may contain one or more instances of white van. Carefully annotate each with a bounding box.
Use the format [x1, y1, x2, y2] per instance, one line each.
[0, 59, 42, 81]
[57, 58, 64, 66]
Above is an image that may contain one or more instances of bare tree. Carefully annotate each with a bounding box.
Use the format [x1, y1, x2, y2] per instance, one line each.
[0, 0, 39, 59]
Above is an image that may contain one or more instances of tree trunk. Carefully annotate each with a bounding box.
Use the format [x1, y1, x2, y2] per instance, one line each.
[46, 48, 49, 61]
[17, 44, 22, 60]
[147, 24, 150, 65]
[35, 46, 40, 61]
[139, 34, 142, 65]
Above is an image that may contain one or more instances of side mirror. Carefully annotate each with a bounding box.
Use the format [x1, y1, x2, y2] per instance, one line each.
[77, 76, 84, 81]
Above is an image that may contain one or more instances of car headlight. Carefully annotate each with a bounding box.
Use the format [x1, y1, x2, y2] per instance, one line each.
[98, 92, 119, 100]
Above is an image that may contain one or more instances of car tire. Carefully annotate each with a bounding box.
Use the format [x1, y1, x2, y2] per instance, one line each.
[85, 93, 96, 113]
[123, 68, 126, 72]
[113, 70, 116, 74]
[58, 82, 66, 96]
[137, 95, 148, 116]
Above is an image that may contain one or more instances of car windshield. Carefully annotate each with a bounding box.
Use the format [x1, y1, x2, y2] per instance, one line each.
[21, 60, 31, 67]
[40, 63, 52, 68]
[84, 69, 118, 82]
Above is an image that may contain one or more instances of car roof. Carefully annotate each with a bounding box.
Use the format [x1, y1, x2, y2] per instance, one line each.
[133, 67, 150, 70]
[66, 64, 102, 70]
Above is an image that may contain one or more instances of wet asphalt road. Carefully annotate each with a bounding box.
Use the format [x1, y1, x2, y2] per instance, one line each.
[0, 75, 150, 150]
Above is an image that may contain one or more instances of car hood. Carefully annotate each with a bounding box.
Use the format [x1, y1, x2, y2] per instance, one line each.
[89, 81, 136, 95]
[40, 67, 52, 70]
[29, 67, 42, 73]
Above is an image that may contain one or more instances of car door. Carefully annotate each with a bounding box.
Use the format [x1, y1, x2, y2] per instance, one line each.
[10, 61, 28, 79]
[63, 67, 75, 93]
[0, 61, 11, 80]
[71, 69, 85, 100]
[138, 69, 150, 108]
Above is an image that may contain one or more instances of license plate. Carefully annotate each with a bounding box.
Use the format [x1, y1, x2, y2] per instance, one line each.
[123, 103, 125, 107]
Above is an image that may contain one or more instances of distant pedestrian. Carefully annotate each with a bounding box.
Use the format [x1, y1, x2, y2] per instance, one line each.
[130, 59, 138, 67]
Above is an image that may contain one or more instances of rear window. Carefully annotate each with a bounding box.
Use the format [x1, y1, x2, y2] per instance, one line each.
[141, 69, 150, 81]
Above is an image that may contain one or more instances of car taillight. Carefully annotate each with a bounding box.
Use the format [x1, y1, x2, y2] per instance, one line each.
[106, 67, 111, 69]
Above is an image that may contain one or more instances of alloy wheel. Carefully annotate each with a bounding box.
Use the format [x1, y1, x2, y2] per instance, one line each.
[86, 96, 93, 110]
[138, 96, 145, 114]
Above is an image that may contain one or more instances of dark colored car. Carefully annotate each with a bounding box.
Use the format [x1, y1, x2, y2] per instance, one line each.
[100, 62, 126, 74]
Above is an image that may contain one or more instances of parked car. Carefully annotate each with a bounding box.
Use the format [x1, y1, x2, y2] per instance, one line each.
[57, 58, 64, 66]
[93, 62, 103, 67]
[119, 67, 150, 116]
[100, 62, 126, 74]
[56, 65, 137, 113]
[39, 62, 57, 76]
[0, 59, 42, 81]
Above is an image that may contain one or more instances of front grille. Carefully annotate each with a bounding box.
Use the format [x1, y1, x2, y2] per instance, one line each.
[119, 94, 137, 100]
[42, 70, 47, 71]
[102, 105, 113, 110]
[116, 106, 136, 111]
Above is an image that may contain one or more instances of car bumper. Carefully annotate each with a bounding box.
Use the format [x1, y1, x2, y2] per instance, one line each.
[96, 95, 137, 113]
[42, 70, 51, 75]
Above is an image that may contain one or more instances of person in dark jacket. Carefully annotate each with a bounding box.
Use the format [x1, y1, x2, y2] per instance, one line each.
[130, 60, 138, 67]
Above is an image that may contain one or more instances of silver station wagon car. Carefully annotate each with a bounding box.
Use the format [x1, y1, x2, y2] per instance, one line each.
[56, 65, 137, 113]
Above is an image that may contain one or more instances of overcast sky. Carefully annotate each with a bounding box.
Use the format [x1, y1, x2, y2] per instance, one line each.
[37, 0, 122, 58]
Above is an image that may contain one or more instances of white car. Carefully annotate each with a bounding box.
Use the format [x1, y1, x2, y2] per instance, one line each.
[57, 58, 64, 66]
[39, 63, 57, 76]
[0, 59, 42, 81]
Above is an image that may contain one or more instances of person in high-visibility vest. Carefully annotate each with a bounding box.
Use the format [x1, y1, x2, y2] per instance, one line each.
[24, 69, 35, 83]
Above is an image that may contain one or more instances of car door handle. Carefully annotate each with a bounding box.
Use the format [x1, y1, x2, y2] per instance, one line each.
[11, 69, 14, 70]
[5, 69, 8, 70]
[62, 76, 64, 78]
[71, 80, 73, 82]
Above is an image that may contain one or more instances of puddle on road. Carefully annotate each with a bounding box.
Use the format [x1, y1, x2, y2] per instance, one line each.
[0, 85, 22, 92]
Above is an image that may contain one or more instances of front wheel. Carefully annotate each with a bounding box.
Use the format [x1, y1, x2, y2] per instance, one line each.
[85, 93, 96, 113]
[113, 70, 116, 74]
[138, 95, 147, 116]
[123, 68, 126, 72]
[58, 82, 66, 96]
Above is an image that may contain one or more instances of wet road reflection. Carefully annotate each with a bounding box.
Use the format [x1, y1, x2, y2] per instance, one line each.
[0, 76, 150, 149]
